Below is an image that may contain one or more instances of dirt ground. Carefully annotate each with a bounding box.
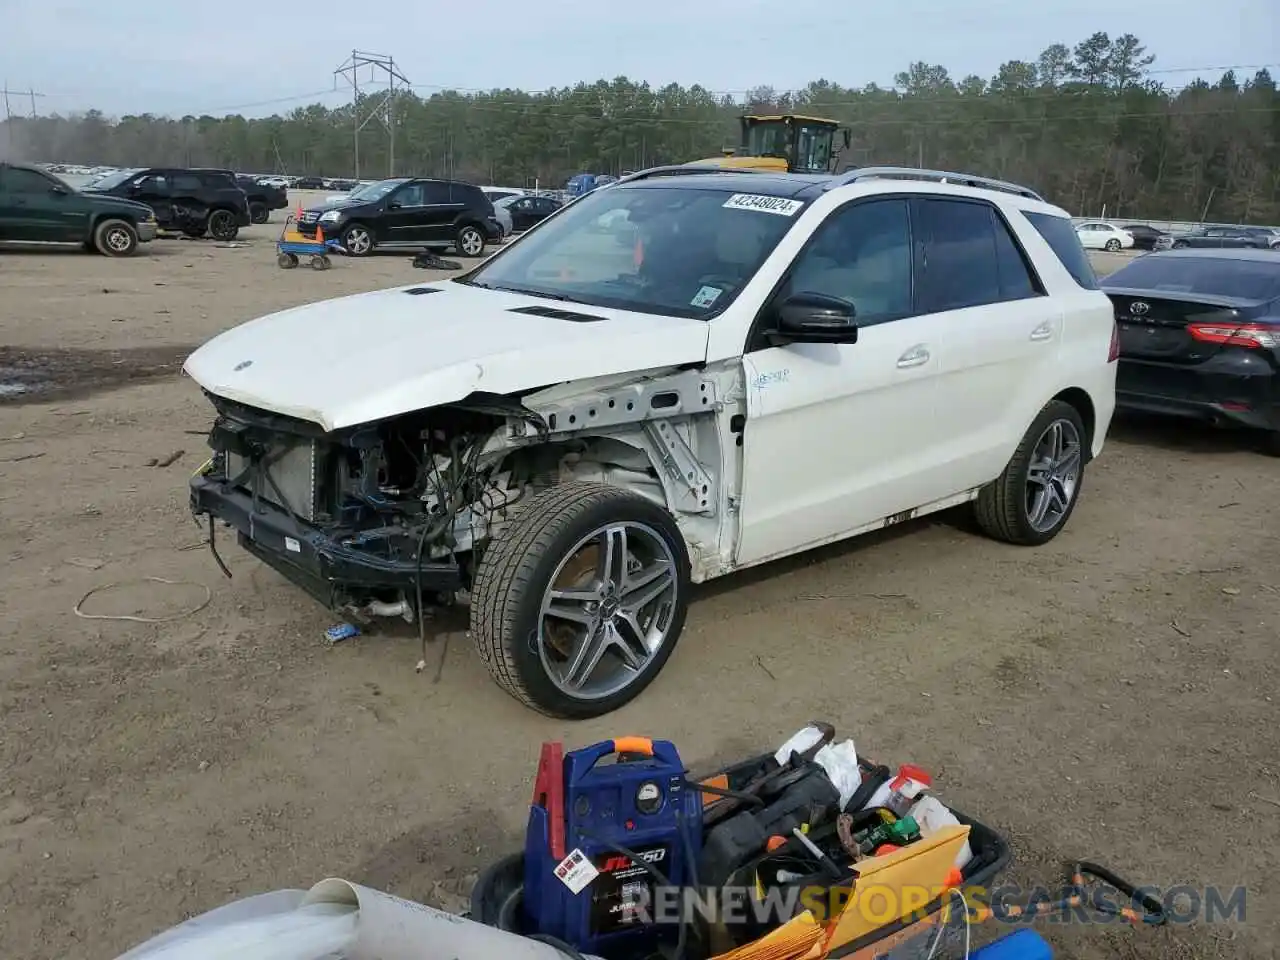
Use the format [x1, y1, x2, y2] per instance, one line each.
[1, 217, 1276, 960]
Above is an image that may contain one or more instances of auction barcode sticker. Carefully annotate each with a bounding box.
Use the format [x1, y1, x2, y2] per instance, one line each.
[723, 193, 804, 216]
[554, 848, 600, 894]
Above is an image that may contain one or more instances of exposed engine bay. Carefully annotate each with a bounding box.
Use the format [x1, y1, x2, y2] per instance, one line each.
[190, 366, 737, 621]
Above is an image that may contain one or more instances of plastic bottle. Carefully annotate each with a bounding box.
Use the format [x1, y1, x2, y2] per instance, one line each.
[908, 795, 974, 871]
[861, 763, 932, 815]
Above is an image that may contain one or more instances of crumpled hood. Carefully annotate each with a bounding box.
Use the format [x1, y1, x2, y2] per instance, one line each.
[182, 280, 711, 431]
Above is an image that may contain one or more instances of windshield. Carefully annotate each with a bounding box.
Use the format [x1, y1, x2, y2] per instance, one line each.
[745, 121, 790, 159]
[1106, 255, 1280, 301]
[346, 179, 406, 201]
[459, 184, 806, 319]
[83, 169, 140, 191]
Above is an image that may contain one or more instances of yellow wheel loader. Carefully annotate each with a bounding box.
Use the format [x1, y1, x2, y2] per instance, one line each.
[688, 114, 852, 175]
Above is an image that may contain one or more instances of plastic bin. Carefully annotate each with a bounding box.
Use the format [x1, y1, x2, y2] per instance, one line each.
[471, 752, 1011, 960]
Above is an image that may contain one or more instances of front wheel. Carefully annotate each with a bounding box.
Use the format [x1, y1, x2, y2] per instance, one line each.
[455, 224, 486, 257]
[1172, 240, 1188, 249]
[470, 482, 691, 719]
[93, 218, 138, 257]
[207, 209, 238, 241]
[1105, 238, 1121, 252]
[341, 223, 373, 256]
[974, 400, 1087, 546]
[249, 201, 269, 224]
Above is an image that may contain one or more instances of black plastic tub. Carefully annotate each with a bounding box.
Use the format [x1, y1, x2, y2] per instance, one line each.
[472, 752, 1011, 959]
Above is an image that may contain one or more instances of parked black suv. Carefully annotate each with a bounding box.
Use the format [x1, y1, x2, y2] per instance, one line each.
[297, 178, 503, 257]
[82, 167, 252, 240]
[229, 173, 289, 223]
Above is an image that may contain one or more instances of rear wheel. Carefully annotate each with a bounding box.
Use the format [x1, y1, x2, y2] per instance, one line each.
[93, 219, 138, 257]
[455, 224, 486, 257]
[249, 201, 269, 224]
[974, 400, 1087, 546]
[470, 482, 690, 718]
[1105, 238, 1121, 252]
[207, 209, 238, 241]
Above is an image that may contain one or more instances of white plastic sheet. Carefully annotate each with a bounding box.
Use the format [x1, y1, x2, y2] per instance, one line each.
[120, 902, 357, 960]
[113, 877, 604, 960]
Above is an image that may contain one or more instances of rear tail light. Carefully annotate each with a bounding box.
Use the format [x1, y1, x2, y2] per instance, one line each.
[1188, 322, 1280, 349]
[1108, 321, 1120, 362]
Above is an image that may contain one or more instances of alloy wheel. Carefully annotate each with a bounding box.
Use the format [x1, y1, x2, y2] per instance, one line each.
[1025, 418, 1082, 533]
[537, 521, 679, 700]
[345, 226, 371, 255]
[460, 228, 484, 256]
[105, 227, 132, 253]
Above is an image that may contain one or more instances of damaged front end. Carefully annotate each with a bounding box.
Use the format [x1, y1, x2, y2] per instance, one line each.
[189, 393, 541, 620]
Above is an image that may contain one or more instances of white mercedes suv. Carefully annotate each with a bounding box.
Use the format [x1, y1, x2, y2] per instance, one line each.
[183, 164, 1118, 718]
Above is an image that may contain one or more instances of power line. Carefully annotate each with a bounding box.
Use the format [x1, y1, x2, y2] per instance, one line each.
[15, 61, 1277, 118]
[404, 62, 1280, 99]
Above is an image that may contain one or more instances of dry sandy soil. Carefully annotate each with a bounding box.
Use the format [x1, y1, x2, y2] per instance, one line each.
[1, 215, 1277, 960]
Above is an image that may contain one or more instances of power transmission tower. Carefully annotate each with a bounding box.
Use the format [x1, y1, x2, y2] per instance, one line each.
[333, 51, 410, 180]
[2, 84, 44, 156]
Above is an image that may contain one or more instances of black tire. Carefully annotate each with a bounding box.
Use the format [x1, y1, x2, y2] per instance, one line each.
[1263, 431, 1280, 458]
[455, 223, 486, 257]
[207, 209, 239, 241]
[470, 481, 691, 719]
[93, 218, 138, 257]
[341, 222, 374, 257]
[1105, 238, 1121, 252]
[974, 400, 1088, 547]
[277, 252, 298, 269]
[249, 201, 269, 224]
[1172, 240, 1188, 249]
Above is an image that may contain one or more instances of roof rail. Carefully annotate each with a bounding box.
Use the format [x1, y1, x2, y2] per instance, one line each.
[615, 164, 763, 185]
[828, 166, 1044, 201]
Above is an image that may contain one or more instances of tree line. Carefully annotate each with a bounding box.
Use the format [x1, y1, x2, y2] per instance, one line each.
[3, 32, 1279, 224]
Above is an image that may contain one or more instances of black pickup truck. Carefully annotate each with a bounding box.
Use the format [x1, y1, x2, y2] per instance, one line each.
[231, 174, 289, 223]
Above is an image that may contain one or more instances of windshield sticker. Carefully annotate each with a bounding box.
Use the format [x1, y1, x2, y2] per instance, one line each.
[691, 286, 723, 308]
[723, 193, 803, 216]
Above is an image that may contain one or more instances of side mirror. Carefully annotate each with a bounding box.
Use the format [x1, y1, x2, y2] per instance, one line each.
[769, 292, 858, 345]
[387, 201, 401, 210]
[842, 130, 852, 149]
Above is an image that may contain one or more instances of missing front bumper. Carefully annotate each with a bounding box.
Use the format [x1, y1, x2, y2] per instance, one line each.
[189, 475, 462, 608]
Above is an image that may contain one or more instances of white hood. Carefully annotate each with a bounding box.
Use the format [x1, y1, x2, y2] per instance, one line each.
[182, 280, 710, 431]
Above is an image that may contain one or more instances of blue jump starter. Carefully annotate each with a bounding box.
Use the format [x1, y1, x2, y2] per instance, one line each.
[971, 929, 1054, 959]
[523, 737, 702, 957]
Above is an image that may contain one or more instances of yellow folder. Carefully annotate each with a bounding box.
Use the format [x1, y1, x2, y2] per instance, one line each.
[822, 824, 971, 951]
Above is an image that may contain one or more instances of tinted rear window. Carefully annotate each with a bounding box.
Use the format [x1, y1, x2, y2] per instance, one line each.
[1104, 255, 1280, 301]
[1024, 211, 1099, 290]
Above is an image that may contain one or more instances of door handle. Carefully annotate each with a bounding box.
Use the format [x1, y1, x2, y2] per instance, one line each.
[897, 345, 930, 368]
[1029, 321, 1054, 341]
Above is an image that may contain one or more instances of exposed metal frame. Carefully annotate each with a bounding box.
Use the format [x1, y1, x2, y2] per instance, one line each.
[827, 166, 1044, 201]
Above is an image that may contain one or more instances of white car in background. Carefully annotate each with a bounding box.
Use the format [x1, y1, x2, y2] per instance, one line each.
[1075, 221, 1135, 252]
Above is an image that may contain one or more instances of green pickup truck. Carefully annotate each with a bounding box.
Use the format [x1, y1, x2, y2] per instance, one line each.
[0, 162, 157, 256]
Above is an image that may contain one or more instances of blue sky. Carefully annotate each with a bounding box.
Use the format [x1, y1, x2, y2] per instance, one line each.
[1, 0, 1275, 117]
